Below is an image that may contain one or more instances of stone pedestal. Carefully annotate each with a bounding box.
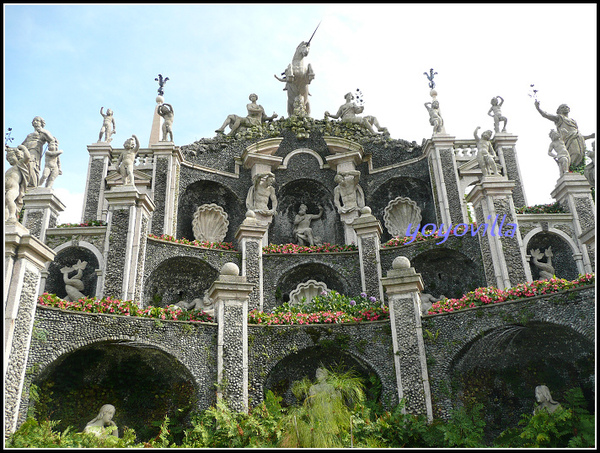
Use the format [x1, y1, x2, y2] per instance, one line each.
[22, 187, 66, 242]
[551, 173, 595, 273]
[208, 263, 254, 413]
[4, 221, 55, 435]
[103, 186, 155, 302]
[466, 176, 531, 288]
[493, 133, 527, 208]
[83, 143, 113, 222]
[352, 207, 384, 301]
[381, 256, 433, 421]
[235, 214, 268, 312]
[149, 142, 183, 237]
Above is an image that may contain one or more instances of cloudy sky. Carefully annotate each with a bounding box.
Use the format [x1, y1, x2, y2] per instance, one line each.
[4, 3, 596, 225]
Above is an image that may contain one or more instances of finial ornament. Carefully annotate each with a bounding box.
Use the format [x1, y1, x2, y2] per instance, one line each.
[423, 68, 437, 90]
[155, 74, 169, 96]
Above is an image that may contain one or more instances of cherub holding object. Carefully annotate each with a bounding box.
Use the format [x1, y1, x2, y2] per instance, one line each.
[5, 144, 31, 222]
[488, 96, 507, 133]
[98, 107, 116, 143]
[474, 126, 499, 176]
[547, 129, 570, 176]
[117, 135, 139, 186]
[158, 103, 174, 142]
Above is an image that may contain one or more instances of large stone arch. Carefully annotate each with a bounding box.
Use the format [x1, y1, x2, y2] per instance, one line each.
[448, 321, 594, 442]
[522, 227, 583, 279]
[30, 337, 200, 442]
[177, 179, 245, 243]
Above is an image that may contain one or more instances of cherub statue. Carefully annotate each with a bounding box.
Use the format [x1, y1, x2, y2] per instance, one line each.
[333, 170, 365, 216]
[424, 100, 445, 135]
[83, 404, 119, 438]
[21, 116, 54, 188]
[534, 100, 595, 166]
[293, 204, 323, 246]
[529, 247, 555, 280]
[60, 259, 87, 301]
[98, 107, 116, 143]
[488, 96, 507, 133]
[547, 130, 571, 176]
[117, 135, 139, 186]
[325, 92, 388, 134]
[157, 103, 174, 142]
[5, 144, 31, 223]
[419, 293, 446, 316]
[38, 137, 63, 188]
[474, 126, 499, 177]
[534, 385, 561, 414]
[215, 93, 278, 136]
[246, 172, 278, 217]
[584, 141, 595, 187]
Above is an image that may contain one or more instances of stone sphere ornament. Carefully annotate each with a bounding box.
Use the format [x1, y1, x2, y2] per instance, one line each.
[221, 262, 240, 276]
[392, 256, 411, 270]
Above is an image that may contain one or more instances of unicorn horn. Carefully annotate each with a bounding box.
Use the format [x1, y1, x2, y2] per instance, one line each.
[307, 21, 321, 45]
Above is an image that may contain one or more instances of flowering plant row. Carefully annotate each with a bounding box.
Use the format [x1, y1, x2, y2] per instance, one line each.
[148, 233, 236, 251]
[38, 293, 213, 323]
[515, 202, 566, 215]
[381, 224, 471, 248]
[56, 220, 107, 228]
[428, 273, 594, 315]
[263, 242, 358, 254]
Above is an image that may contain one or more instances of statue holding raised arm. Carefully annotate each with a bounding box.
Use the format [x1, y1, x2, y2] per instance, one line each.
[157, 103, 174, 142]
[333, 170, 365, 216]
[117, 135, 139, 186]
[21, 116, 54, 188]
[534, 100, 594, 166]
[5, 144, 31, 223]
[215, 93, 278, 136]
[547, 130, 570, 176]
[38, 137, 63, 188]
[293, 204, 323, 246]
[98, 107, 116, 143]
[488, 96, 507, 133]
[424, 100, 445, 135]
[474, 126, 499, 177]
[325, 92, 388, 134]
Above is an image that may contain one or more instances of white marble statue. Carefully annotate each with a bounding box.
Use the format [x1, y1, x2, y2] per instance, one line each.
[333, 170, 365, 216]
[83, 404, 119, 438]
[424, 100, 445, 135]
[117, 135, 139, 186]
[98, 107, 116, 143]
[584, 142, 595, 187]
[274, 27, 317, 117]
[474, 127, 499, 177]
[174, 291, 215, 317]
[20, 116, 54, 188]
[293, 204, 323, 246]
[157, 103, 174, 142]
[530, 247, 555, 280]
[38, 137, 63, 188]
[5, 144, 31, 223]
[488, 96, 508, 133]
[215, 93, 278, 136]
[61, 260, 87, 301]
[534, 385, 561, 414]
[246, 172, 278, 217]
[325, 92, 388, 134]
[419, 293, 446, 316]
[547, 129, 571, 176]
[534, 100, 595, 166]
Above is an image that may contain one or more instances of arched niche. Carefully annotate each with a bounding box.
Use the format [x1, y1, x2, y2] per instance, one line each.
[369, 176, 436, 243]
[269, 178, 343, 245]
[449, 322, 594, 442]
[144, 256, 218, 307]
[525, 231, 580, 281]
[44, 246, 100, 300]
[32, 340, 198, 443]
[177, 180, 244, 243]
[263, 346, 382, 408]
[411, 248, 485, 299]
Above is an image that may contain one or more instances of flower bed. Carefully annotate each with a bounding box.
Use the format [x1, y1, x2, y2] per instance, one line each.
[148, 233, 236, 251]
[428, 273, 594, 315]
[263, 242, 358, 254]
[38, 293, 213, 322]
[515, 202, 566, 215]
[381, 225, 471, 248]
[56, 220, 107, 228]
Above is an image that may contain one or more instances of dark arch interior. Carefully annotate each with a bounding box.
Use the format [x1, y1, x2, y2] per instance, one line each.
[44, 246, 99, 299]
[33, 341, 198, 443]
[450, 322, 595, 443]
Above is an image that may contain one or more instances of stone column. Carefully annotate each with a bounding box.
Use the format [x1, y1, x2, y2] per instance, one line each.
[208, 263, 254, 413]
[150, 143, 183, 237]
[551, 173, 595, 273]
[22, 187, 66, 242]
[352, 207, 384, 301]
[381, 256, 433, 421]
[235, 212, 268, 312]
[83, 143, 113, 222]
[103, 186, 155, 302]
[493, 133, 527, 208]
[466, 176, 531, 289]
[4, 222, 55, 435]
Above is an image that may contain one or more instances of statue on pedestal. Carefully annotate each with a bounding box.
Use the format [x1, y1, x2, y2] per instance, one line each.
[5, 144, 31, 223]
[117, 135, 139, 186]
[325, 92, 388, 134]
[157, 103, 174, 142]
[474, 126, 499, 177]
[38, 137, 63, 188]
[547, 130, 571, 176]
[584, 141, 595, 187]
[215, 93, 278, 136]
[488, 96, 508, 133]
[21, 116, 54, 188]
[293, 204, 323, 246]
[246, 172, 278, 218]
[333, 170, 365, 217]
[98, 107, 116, 143]
[424, 99, 445, 135]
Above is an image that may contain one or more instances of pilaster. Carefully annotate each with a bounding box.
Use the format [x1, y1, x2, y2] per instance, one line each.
[150, 142, 183, 236]
[493, 133, 527, 207]
[235, 213, 268, 312]
[352, 207, 384, 301]
[21, 187, 66, 242]
[83, 143, 113, 221]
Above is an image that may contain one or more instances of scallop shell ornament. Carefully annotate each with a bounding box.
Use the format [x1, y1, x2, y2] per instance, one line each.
[192, 203, 229, 243]
[383, 197, 422, 237]
[289, 280, 329, 306]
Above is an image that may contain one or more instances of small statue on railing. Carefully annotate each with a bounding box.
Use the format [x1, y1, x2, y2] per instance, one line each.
[474, 127, 500, 177]
[529, 247, 555, 280]
[547, 130, 571, 176]
[488, 96, 508, 133]
[117, 135, 139, 186]
[98, 107, 116, 143]
[424, 100, 445, 135]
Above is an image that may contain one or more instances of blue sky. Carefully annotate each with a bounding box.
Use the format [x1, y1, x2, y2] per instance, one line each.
[4, 3, 597, 224]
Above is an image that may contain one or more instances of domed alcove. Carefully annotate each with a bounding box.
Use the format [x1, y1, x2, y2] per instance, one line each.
[44, 246, 100, 300]
[143, 256, 218, 307]
[525, 231, 580, 281]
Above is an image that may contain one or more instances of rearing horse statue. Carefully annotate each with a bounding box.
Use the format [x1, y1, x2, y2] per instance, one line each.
[274, 24, 319, 117]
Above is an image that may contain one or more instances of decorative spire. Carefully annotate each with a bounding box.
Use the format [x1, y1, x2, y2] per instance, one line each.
[423, 68, 437, 90]
[155, 74, 169, 97]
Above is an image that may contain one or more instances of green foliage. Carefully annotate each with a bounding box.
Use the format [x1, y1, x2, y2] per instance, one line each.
[436, 402, 487, 447]
[516, 201, 567, 214]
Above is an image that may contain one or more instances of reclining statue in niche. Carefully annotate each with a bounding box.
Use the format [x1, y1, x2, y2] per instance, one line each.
[174, 291, 215, 317]
[61, 260, 87, 301]
[293, 204, 323, 246]
[325, 92, 388, 134]
[215, 93, 277, 136]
